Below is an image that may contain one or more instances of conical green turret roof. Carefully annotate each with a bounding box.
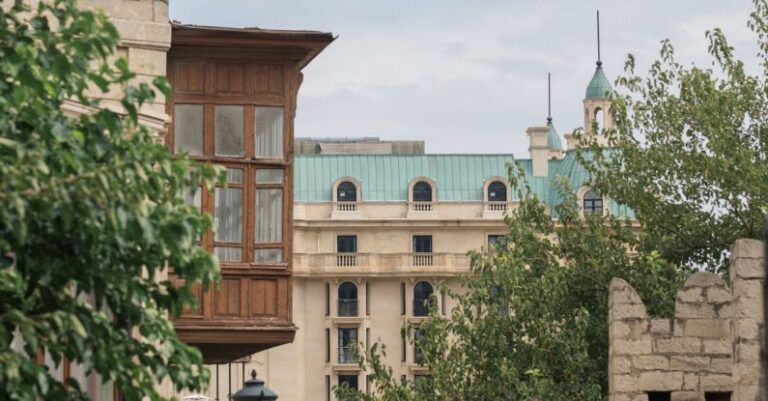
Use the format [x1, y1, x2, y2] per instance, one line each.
[585, 65, 611, 99]
[546, 118, 563, 151]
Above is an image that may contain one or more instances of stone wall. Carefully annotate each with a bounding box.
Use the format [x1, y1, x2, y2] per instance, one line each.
[608, 239, 765, 401]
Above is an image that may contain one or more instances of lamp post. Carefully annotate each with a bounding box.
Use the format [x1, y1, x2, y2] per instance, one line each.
[231, 370, 278, 401]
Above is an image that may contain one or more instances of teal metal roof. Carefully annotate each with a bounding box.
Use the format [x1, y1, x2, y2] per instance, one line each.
[585, 66, 612, 99]
[294, 152, 633, 218]
[546, 119, 564, 151]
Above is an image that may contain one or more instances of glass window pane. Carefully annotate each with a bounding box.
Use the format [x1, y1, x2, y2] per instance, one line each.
[255, 107, 284, 158]
[256, 169, 283, 184]
[215, 105, 245, 157]
[174, 104, 203, 155]
[254, 248, 283, 262]
[215, 247, 242, 262]
[256, 188, 282, 242]
[214, 187, 242, 242]
[227, 168, 243, 184]
[183, 187, 202, 211]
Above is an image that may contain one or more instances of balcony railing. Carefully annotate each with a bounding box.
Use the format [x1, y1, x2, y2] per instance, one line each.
[336, 253, 357, 267]
[485, 201, 508, 212]
[338, 346, 355, 364]
[293, 253, 469, 275]
[410, 201, 433, 212]
[338, 299, 358, 317]
[412, 253, 434, 266]
[335, 201, 358, 212]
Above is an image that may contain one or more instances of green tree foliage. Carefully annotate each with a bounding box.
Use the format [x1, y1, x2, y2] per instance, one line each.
[338, 1, 768, 400]
[584, 0, 768, 273]
[0, 1, 220, 400]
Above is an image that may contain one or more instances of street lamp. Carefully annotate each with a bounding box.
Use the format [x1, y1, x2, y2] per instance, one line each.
[232, 370, 278, 401]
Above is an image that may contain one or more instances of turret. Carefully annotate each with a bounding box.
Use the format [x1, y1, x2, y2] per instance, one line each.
[528, 73, 564, 177]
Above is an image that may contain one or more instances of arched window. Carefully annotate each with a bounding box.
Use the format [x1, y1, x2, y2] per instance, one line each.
[413, 182, 432, 202]
[594, 108, 604, 134]
[487, 181, 507, 202]
[338, 282, 358, 317]
[583, 190, 603, 215]
[413, 281, 434, 317]
[337, 181, 357, 202]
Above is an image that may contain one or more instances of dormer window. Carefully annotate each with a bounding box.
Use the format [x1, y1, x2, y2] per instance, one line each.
[583, 189, 603, 215]
[413, 182, 433, 202]
[337, 181, 357, 202]
[487, 181, 507, 202]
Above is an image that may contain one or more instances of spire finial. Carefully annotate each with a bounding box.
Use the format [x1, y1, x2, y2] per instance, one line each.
[547, 72, 552, 123]
[596, 10, 602, 67]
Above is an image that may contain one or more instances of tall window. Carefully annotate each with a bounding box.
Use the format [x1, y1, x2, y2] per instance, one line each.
[487, 181, 507, 202]
[412, 235, 432, 253]
[413, 281, 433, 317]
[338, 328, 357, 364]
[337, 236, 357, 253]
[413, 328, 425, 365]
[412, 181, 433, 202]
[338, 282, 358, 317]
[338, 375, 359, 398]
[337, 181, 357, 202]
[583, 190, 603, 215]
[487, 234, 505, 248]
[171, 102, 287, 265]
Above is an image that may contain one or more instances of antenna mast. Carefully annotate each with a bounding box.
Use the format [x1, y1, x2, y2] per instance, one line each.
[597, 10, 602, 66]
[547, 73, 552, 123]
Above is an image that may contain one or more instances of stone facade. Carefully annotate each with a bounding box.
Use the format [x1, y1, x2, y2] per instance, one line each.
[608, 239, 765, 401]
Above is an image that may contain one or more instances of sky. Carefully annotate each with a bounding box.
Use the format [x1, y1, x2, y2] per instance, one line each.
[170, 1, 757, 157]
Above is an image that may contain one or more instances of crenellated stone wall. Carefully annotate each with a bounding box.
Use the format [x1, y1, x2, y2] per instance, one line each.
[608, 239, 765, 401]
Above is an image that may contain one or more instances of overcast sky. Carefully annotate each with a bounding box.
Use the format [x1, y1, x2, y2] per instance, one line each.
[170, 1, 757, 157]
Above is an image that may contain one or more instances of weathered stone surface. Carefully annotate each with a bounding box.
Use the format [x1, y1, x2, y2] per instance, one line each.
[671, 391, 698, 401]
[716, 303, 733, 319]
[709, 357, 732, 374]
[670, 355, 711, 372]
[610, 278, 645, 305]
[736, 343, 761, 362]
[612, 305, 649, 321]
[631, 394, 649, 401]
[698, 374, 732, 388]
[678, 288, 704, 303]
[655, 338, 702, 354]
[613, 339, 653, 355]
[632, 355, 669, 370]
[611, 357, 632, 374]
[702, 339, 732, 355]
[706, 287, 732, 304]
[734, 319, 760, 340]
[732, 279, 764, 301]
[682, 272, 726, 289]
[611, 321, 631, 339]
[613, 374, 639, 392]
[650, 319, 672, 337]
[638, 371, 683, 391]
[732, 257, 766, 279]
[683, 319, 730, 338]
[675, 302, 717, 319]
[682, 373, 699, 390]
[730, 239, 765, 261]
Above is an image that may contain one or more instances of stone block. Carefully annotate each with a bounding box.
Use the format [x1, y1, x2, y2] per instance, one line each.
[612, 393, 633, 401]
[683, 272, 725, 288]
[734, 296, 764, 319]
[732, 257, 765, 279]
[706, 287, 732, 304]
[655, 338, 702, 354]
[671, 391, 698, 401]
[710, 357, 732, 374]
[612, 304, 648, 321]
[683, 319, 731, 338]
[638, 371, 683, 391]
[611, 357, 632, 374]
[128, 47, 166, 76]
[732, 279, 764, 301]
[675, 302, 717, 319]
[153, 0, 169, 23]
[650, 319, 672, 337]
[632, 394, 649, 401]
[612, 321, 631, 339]
[716, 303, 732, 319]
[734, 319, 760, 340]
[735, 343, 760, 362]
[699, 374, 732, 389]
[632, 355, 669, 370]
[682, 373, 699, 390]
[678, 288, 704, 303]
[670, 355, 711, 372]
[613, 339, 653, 355]
[702, 340, 732, 355]
[730, 239, 765, 261]
[613, 374, 639, 392]
[610, 278, 645, 305]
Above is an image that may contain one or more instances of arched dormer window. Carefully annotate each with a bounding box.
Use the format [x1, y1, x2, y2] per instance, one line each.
[337, 181, 357, 202]
[338, 282, 358, 317]
[413, 182, 432, 202]
[413, 281, 434, 317]
[487, 181, 507, 202]
[583, 189, 603, 215]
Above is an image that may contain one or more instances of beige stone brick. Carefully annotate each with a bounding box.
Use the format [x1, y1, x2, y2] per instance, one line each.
[611, 357, 632, 374]
[735, 343, 761, 362]
[675, 302, 717, 319]
[678, 288, 703, 303]
[699, 374, 732, 388]
[732, 257, 765, 279]
[655, 338, 702, 354]
[710, 357, 732, 374]
[682, 272, 724, 288]
[730, 239, 765, 260]
[734, 296, 764, 319]
[611, 393, 633, 401]
[734, 319, 760, 340]
[612, 304, 648, 321]
[613, 339, 653, 355]
[128, 48, 166, 76]
[153, 0, 168, 23]
[632, 355, 669, 370]
[632, 393, 649, 401]
[670, 355, 711, 372]
[650, 319, 672, 337]
[638, 371, 683, 391]
[702, 339, 732, 355]
[612, 321, 631, 339]
[613, 374, 639, 392]
[716, 303, 732, 319]
[682, 373, 699, 390]
[706, 287, 732, 304]
[683, 319, 730, 338]
[671, 391, 698, 401]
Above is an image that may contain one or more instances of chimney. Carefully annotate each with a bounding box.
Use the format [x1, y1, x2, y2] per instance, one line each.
[527, 126, 549, 177]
